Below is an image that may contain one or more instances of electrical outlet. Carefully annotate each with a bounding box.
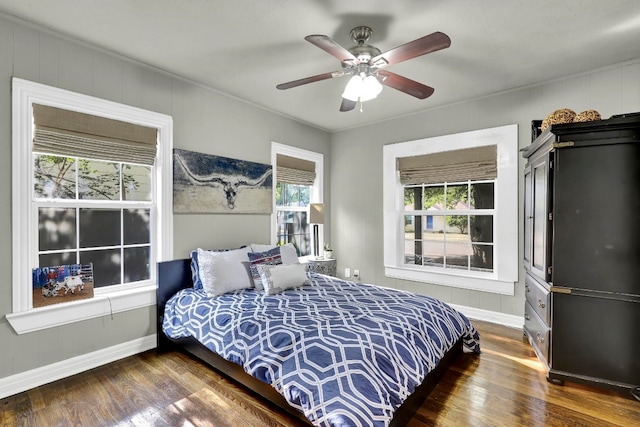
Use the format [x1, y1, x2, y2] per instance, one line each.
[344, 267, 351, 278]
[353, 269, 360, 280]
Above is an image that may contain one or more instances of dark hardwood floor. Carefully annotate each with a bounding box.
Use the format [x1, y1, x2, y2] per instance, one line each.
[2, 321, 639, 426]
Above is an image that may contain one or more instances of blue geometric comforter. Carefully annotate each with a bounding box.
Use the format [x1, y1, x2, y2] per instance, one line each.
[163, 273, 480, 427]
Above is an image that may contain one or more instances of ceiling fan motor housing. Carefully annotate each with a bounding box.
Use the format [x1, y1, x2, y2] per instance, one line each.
[347, 26, 381, 63]
[350, 26, 373, 44]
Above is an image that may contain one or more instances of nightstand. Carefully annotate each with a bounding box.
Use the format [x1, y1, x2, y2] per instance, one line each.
[305, 258, 337, 277]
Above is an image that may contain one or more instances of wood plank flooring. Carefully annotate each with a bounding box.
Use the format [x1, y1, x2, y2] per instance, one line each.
[2, 321, 639, 426]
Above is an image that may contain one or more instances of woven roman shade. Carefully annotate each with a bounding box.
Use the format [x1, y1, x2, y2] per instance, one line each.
[398, 145, 497, 185]
[32, 104, 158, 165]
[276, 154, 316, 185]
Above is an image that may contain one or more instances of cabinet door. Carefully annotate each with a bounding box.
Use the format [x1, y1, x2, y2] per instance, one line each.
[552, 144, 640, 294]
[552, 292, 640, 387]
[523, 167, 532, 270]
[529, 154, 551, 282]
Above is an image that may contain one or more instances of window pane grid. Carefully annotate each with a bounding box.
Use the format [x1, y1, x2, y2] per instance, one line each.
[403, 179, 495, 273]
[275, 181, 312, 257]
[35, 153, 153, 289]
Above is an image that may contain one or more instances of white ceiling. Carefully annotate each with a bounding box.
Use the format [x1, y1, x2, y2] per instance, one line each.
[2, 0, 640, 132]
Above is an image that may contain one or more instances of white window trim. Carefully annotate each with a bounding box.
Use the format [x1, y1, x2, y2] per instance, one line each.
[7, 78, 173, 334]
[271, 142, 324, 259]
[383, 124, 518, 295]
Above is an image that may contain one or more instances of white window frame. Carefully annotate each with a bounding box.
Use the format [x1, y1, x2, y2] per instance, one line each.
[271, 142, 324, 259]
[7, 78, 173, 334]
[383, 124, 518, 295]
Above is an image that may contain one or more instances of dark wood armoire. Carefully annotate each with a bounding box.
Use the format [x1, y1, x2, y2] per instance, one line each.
[522, 113, 640, 395]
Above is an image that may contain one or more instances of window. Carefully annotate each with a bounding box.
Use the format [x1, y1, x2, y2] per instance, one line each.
[271, 143, 323, 257]
[404, 180, 495, 272]
[276, 181, 311, 255]
[383, 125, 518, 295]
[8, 78, 173, 334]
[35, 155, 153, 289]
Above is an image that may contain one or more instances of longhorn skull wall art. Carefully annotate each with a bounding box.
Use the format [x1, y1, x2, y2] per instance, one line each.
[173, 148, 273, 214]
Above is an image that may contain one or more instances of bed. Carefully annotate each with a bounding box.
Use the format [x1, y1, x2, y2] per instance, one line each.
[157, 254, 480, 427]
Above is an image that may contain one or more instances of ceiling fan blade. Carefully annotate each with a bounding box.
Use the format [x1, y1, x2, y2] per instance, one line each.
[276, 71, 343, 90]
[305, 35, 358, 64]
[378, 71, 435, 99]
[339, 98, 356, 112]
[370, 31, 451, 68]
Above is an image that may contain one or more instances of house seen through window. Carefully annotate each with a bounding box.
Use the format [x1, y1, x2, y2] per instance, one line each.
[403, 180, 495, 272]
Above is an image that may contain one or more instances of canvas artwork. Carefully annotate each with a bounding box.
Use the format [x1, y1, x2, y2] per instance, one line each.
[173, 148, 273, 214]
[32, 263, 94, 308]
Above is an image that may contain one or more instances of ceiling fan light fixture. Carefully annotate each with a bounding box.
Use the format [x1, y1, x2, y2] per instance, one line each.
[360, 75, 383, 102]
[342, 74, 383, 102]
[341, 75, 363, 101]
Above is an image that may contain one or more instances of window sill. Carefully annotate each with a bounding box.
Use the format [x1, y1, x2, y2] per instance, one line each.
[6, 284, 156, 335]
[385, 265, 515, 295]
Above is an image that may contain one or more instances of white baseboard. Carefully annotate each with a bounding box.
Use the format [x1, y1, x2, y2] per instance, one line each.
[450, 303, 523, 330]
[0, 334, 156, 400]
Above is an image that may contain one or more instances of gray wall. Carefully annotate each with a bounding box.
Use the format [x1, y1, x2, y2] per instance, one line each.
[330, 60, 640, 317]
[0, 16, 330, 380]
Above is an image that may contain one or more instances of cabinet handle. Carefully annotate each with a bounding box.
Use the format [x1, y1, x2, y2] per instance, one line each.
[538, 299, 546, 309]
[537, 332, 545, 343]
[525, 285, 531, 293]
[525, 314, 530, 321]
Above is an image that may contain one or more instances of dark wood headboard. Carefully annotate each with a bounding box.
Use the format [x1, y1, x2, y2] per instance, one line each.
[156, 258, 192, 351]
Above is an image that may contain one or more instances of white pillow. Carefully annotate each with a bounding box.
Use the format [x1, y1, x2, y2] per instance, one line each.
[257, 263, 309, 295]
[250, 243, 299, 265]
[197, 247, 252, 297]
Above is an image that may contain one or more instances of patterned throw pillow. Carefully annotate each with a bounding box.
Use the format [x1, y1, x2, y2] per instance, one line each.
[250, 243, 299, 265]
[257, 263, 309, 295]
[247, 247, 282, 290]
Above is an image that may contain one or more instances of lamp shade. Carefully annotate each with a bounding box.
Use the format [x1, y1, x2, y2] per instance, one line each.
[309, 203, 324, 224]
[341, 75, 363, 102]
[359, 75, 383, 102]
[341, 74, 383, 103]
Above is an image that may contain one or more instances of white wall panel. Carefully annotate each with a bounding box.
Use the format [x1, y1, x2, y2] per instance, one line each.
[561, 74, 592, 111]
[92, 51, 124, 103]
[591, 67, 623, 116]
[12, 24, 39, 82]
[0, 20, 12, 378]
[121, 61, 144, 108]
[58, 41, 93, 94]
[621, 62, 640, 113]
[38, 33, 59, 87]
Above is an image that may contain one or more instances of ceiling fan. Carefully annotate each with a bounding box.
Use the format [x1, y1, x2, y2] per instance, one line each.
[276, 26, 451, 112]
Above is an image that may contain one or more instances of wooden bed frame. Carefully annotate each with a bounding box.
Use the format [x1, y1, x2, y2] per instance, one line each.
[156, 258, 463, 426]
